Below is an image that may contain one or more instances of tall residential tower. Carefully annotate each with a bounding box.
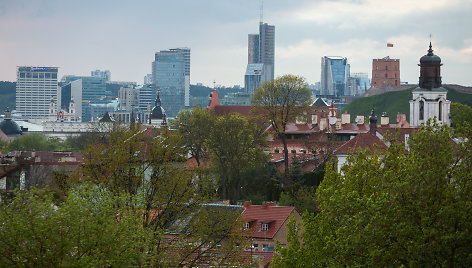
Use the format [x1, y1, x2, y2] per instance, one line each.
[320, 56, 349, 96]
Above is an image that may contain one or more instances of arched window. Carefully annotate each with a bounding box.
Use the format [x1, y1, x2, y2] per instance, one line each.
[439, 101, 442, 121]
[419, 100, 424, 121]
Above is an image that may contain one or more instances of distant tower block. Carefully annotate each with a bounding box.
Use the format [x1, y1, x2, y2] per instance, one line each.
[371, 56, 400, 88]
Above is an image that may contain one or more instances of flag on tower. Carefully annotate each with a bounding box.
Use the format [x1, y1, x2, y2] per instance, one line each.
[387, 43, 394, 47]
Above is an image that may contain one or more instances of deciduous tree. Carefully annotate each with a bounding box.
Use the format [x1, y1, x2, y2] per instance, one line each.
[272, 121, 472, 266]
[252, 75, 312, 183]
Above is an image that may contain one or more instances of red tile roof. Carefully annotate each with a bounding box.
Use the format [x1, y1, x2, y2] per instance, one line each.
[242, 202, 297, 239]
[333, 133, 387, 155]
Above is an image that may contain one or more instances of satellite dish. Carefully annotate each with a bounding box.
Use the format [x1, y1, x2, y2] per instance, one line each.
[329, 117, 337, 125]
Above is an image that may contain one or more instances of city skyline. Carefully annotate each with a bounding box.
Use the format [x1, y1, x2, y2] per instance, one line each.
[1, 0, 472, 87]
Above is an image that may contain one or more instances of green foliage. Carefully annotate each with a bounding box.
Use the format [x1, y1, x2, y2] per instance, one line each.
[451, 102, 472, 128]
[77, 128, 249, 266]
[342, 87, 472, 123]
[252, 74, 312, 179]
[273, 121, 472, 266]
[0, 186, 153, 267]
[8, 133, 67, 152]
[207, 113, 267, 203]
[0, 81, 16, 112]
[172, 106, 214, 166]
[342, 88, 414, 122]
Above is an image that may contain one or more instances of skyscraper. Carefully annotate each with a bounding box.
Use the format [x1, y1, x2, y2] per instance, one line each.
[245, 22, 275, 95]
[91, 69, 111, 82]
[320, 56, 348, 96]
[152, 47, 190, 117]
[16, 66, 59, 120]
[259, 23, 275, 81]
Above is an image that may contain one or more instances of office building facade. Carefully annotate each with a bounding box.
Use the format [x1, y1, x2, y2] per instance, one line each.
[91, 69, 111, 82]
[245, 22, 275, 96]
[152, 48, 190, 117]
[61, 75, 107, 121]
[244, 63, 265, 96]
[320, 56, 349, 96]
[16, 66, 59, 120]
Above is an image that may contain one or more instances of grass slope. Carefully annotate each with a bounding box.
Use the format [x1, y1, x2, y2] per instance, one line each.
[341, 87, 472, 123]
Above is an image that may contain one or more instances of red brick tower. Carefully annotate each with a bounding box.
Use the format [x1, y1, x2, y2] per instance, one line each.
[371, 56, 400, 88]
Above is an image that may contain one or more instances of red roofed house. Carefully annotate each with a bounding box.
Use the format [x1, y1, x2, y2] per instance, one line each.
[241, 201, 301, 267]
[333, 110, 417, 172]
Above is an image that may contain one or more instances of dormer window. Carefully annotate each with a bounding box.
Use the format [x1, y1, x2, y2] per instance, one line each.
[274, 149, 279, 153]
[261, 222, 269, 231]
[244, 222, 250, 230]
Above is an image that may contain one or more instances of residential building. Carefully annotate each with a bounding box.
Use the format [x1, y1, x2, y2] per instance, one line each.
[152, 47, 190, 117]
[242, 201, 301, 267]
[320, 56, 349, 96]
[371, 56, 400, 88]
[409, 42, 450, 127]
[16, 66, 59, 120]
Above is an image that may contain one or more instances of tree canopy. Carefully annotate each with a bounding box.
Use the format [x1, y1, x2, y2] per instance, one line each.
[252, 74, 312, 181]
[272, 121, 472, 267]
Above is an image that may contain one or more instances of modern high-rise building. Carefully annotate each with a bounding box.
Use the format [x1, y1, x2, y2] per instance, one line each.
[245, 22, 275, 96]
[259, 23, 275, 81]
[61, 75, 107, 121]
[118, 87, 139, 111]
[144, 74, 152, 85]
[16, 66, 59, 120]
[91, 69, 111, 82]
[152, 47, 190, 117]
[248, 34, 260, 64]
[320, 56, 349, 96]
[371, 56, 400, 88]
[244, 63, 265, 96]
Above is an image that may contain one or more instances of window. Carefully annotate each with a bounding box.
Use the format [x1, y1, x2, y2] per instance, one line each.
[253, 243, 259, 251]
[439, 101, 442, 121]
[244, 222, 250, 229]
[385, 73, 388, 78]
[385, 65, 388, 70]
[291, 149, 296, 154]
[262, 222, 269, 231]
[274, 149, 279, 153]
[419, 100, 424, 121]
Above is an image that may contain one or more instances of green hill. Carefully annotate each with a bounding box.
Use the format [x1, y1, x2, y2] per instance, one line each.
[341, 87, 472, 123]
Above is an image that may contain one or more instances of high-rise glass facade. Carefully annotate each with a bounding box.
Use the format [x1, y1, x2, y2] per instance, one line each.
[16, 66, 59, 119]
[320, 56, 348, 96]
[62, 75, 107, 121]
[152, 49, 188, 117]
[245, 22, 275, 96]
[245, 63, 265, 96]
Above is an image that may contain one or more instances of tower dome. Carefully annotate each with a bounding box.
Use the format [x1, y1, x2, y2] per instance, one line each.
[151, 91, 166, 120]
[0, 108, 22, 136]
[418, 42, 442, 90]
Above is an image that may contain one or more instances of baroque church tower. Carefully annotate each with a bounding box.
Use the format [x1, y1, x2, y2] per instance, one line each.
[409, 42, 450, 127]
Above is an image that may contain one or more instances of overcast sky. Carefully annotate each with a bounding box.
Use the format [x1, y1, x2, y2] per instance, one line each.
[1, 0, 471, 87]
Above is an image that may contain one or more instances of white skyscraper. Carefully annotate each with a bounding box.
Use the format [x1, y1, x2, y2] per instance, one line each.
[16, 66, 59, 120]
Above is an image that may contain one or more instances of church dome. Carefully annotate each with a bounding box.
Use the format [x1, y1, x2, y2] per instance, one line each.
[151, 106, 165, 120]
[420, 42, 441, 65]
[151, 91, 166, 120]
[0, 119, 22, 136]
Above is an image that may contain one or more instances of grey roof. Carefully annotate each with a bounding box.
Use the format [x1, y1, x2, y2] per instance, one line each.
[0, 119, 22, 136]
[99, 112, 115, 123]
[312, 98, 329, 107]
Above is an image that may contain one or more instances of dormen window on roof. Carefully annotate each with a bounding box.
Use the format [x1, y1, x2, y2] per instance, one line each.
[262, 222, 269, 231]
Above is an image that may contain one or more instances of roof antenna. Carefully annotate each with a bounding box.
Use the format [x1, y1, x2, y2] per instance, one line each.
[213, 80, 216, 90]
[260, 0, 263, 24]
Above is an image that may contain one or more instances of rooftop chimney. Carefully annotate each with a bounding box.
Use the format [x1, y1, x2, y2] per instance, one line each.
[356, 115, 364, 124]
[381, 112, 389, 125]
[342, 113, 350, 124]
[243, 201, 252, 208]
